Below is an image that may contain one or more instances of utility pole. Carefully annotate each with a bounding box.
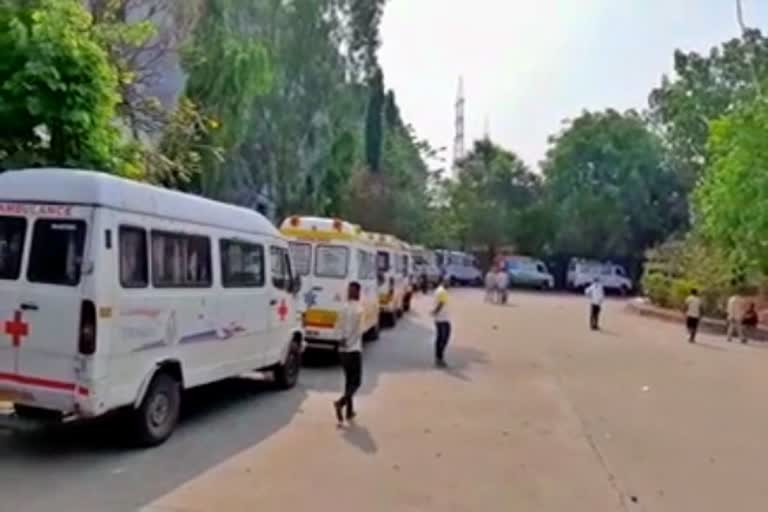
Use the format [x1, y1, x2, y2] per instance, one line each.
[452, 76, 465, 179]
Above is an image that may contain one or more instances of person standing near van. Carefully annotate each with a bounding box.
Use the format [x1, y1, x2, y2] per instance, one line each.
[585, 278, 605, 330]
[432, 277, 451, 367]
[496, 268, 509, 305]
[684, 289, 702, 343]
[741, 301, 759, 344]
[484, 269, 496, 303]
[334, 282, 363, 425]
[726, 292, 744, 343]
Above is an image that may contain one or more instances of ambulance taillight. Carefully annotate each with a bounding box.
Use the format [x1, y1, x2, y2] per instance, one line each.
[79, 300, 97, 355]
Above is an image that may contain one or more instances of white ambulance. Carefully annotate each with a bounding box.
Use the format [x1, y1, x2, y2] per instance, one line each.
[281, 216, 380, 350]
[0, 169, 303, 446]
[370, 232, 409, 327]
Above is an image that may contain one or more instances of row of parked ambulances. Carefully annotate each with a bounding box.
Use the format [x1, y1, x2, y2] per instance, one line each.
[0, 169, 421, 447]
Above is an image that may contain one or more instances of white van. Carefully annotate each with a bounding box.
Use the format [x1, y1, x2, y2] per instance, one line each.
[567, 259, 633, 294]
[0, 169, 303, 446]
[281, 216, 379, 350]
[437, 250, 482, 286]
[369, 232, 408, 327]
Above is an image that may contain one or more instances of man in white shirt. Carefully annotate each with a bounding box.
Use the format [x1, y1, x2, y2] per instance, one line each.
[432, 277, 451, 367]
[585, 278, 605, 330]
[684, 288, 703, 343]
[334, 282, 363, 424]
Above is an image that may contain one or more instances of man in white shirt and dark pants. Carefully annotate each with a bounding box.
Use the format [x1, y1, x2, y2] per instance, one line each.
[334, 282, 363, 425]
[685, 288, 703, 343]
[585, 278, 605, 331]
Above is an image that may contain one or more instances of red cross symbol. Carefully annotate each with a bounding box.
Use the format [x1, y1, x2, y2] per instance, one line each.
[277, 299, 289, 322]
[4, 311, 29, 348]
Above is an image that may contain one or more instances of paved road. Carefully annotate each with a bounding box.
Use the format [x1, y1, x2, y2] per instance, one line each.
[5, 290, 768, 511]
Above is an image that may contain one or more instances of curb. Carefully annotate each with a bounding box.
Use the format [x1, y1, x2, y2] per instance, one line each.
[626, 298, 768, 341]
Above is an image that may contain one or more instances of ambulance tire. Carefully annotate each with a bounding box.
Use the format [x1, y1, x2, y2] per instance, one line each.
[363, 324, 380, 342]
[380, 312, 396, 329]
[133, 372, 181, 447]
[274, 338, 302, 390]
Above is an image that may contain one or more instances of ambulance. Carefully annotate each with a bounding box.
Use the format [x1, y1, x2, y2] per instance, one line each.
[370, 232, 409, 327]
[281, 216, 380, 350]
[0, 169, 304, 446]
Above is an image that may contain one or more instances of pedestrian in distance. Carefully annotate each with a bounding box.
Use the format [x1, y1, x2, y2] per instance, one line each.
[585, 278, 605, 330]
[684, 288, 702, 343]
[726, 291, 744, 343]
[334, 281, 363, 426]
[432, 277, 451, 368]
[496, 268, 509, 305]
[484, 268, 496, 303]
[741, 301, 759, 345]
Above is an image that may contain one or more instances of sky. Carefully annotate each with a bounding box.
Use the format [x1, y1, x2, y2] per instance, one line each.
[379, 0, 768, 171]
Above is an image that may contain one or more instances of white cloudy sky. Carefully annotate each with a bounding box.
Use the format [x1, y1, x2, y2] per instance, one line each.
[379, 0, 768, 170]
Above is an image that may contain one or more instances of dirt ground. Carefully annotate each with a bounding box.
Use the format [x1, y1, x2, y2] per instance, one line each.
[142, 290, 768, 512]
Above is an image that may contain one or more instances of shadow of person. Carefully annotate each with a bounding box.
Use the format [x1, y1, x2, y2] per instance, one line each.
[342, 422, 377, 455]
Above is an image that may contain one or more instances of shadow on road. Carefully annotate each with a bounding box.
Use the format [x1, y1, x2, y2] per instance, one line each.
[0, 377, 307, 512]
[302, 310, 489, 395]
[341, 422, 377, 454]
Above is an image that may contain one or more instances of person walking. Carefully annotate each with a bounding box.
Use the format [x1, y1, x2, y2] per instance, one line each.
[432, 277, 451, 367]
[585, 278, 605, 330]
[684, 288, 702, 343]
[484, 268, 496, 303]
[741, 301, 759, 345]
[496, 268, 509, 305]
[334, 281, 363, 425]
[726, 292, 744, 343]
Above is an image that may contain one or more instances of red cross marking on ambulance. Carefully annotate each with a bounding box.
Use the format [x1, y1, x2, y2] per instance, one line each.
[277, 299, 289, 322]
[5, 311, 29, 348]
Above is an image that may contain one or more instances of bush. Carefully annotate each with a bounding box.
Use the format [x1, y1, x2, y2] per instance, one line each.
[642, 236, 744, 318]
[642, 272, 671, 307]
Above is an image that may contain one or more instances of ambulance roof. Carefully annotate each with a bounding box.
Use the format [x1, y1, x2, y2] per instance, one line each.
[366, 231, 406, 250]
[280, 215, 366, 242]
[0, 168, 280, 237]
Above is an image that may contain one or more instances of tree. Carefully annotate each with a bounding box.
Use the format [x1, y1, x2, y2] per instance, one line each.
[450, 139, 540, 258]
[695, 96, 768, 272]
[648, 29, 768, 188]
[0, 0, 130, 172]
[542, 110, 686, 260]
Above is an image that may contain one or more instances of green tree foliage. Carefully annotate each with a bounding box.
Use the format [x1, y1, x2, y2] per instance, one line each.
[649, 29, 768, 188]
[543, 109, 687, 260]
[695, 96, 768, 272]
[450, 139, 540, 257]
[0, 0, 128, 172]
[364, 68, 385, 173]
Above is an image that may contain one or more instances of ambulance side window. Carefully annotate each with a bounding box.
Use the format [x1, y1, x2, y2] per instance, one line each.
[0, 216, 26, 280]
[119, 226, 148, 288]
[271, 246, 290, 290]
[151, 231, 212, 288]
[27, 219, 86, 286]
[220, 239, 264, 288]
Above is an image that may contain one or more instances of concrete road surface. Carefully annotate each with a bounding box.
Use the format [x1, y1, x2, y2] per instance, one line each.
[4, 291, 768, 512]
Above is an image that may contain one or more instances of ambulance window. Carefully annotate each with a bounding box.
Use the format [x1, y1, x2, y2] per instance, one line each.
[221, 240, 264, 288]
[0, 217, 26, 281]
[403, 255, 410, 276]
[357, 250, 375, 280]
[270, 246, 290, 290]
[119, 226, 148, 288]
[28, 219, 86, 286]
[151, 231, 212, 288]
[377, 251, 390, 272]
[289, 242, 311, 276]
[315, 245, 349, 279]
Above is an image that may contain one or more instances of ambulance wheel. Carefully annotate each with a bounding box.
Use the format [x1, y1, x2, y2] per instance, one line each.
[363, 324, 380, 342]
[133, 372, 181, 447]
[380, 312, 396, 328]
[274, 338, 302, 390]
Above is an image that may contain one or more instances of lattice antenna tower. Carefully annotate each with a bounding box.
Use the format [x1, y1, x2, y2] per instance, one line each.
[452, 76, 466, 179]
